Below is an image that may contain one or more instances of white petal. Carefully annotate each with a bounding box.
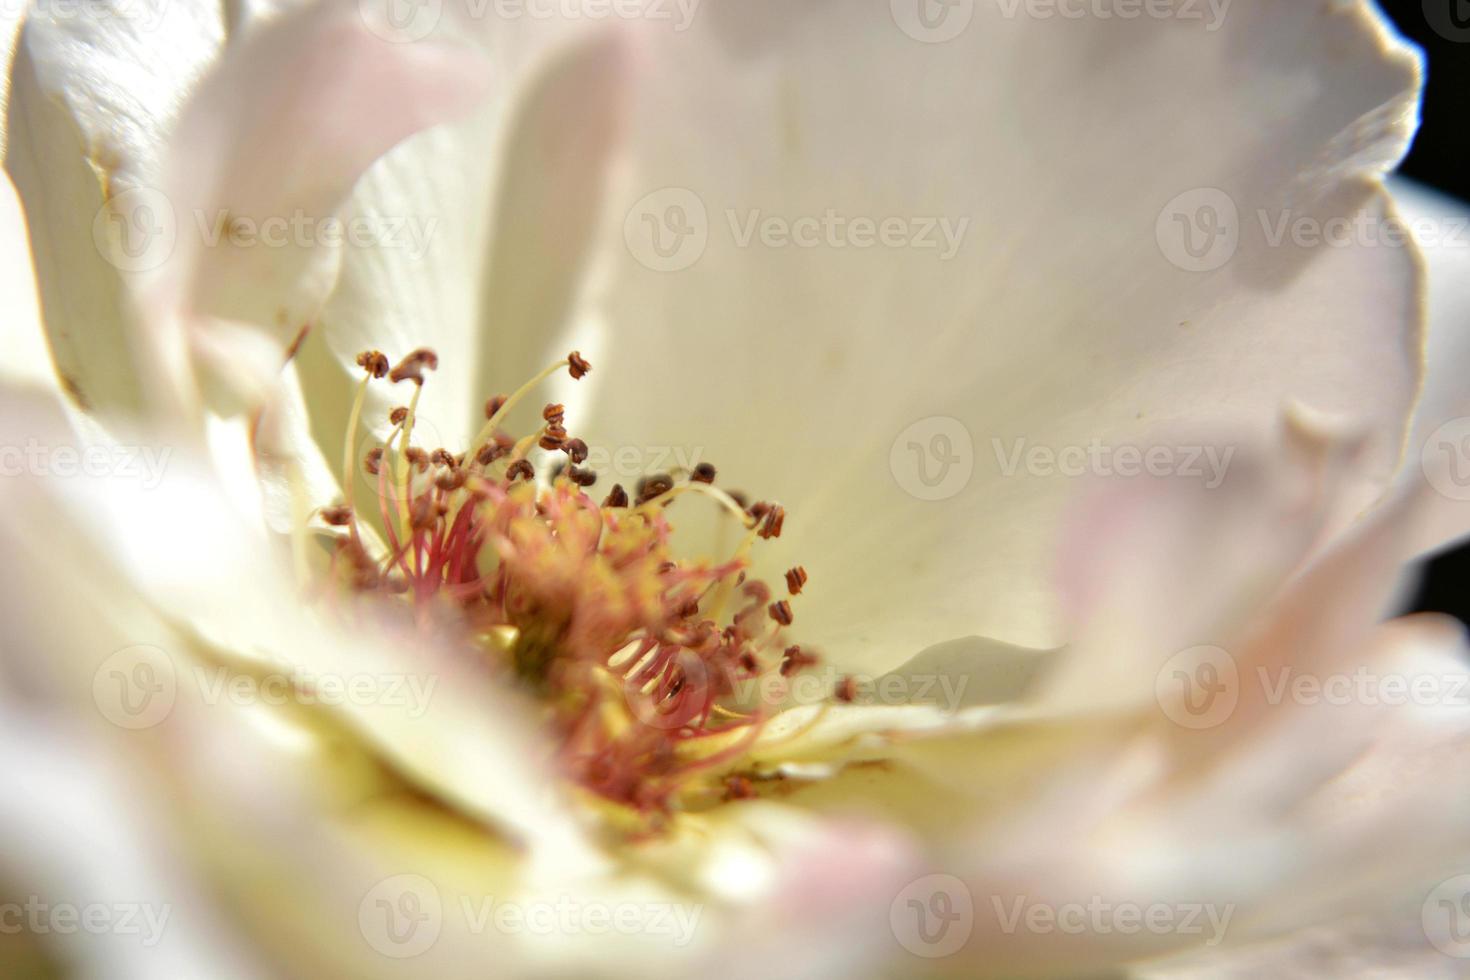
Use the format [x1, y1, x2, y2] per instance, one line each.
[575, 0, 1424, 674]
[1391, 178, 1470, 556]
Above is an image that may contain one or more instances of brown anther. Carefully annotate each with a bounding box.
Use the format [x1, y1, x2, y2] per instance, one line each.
[435, 469, 466, 492]
[542, 403, 565, 424]
[404, 447, 429, 472]
[493, 431, 516, 451]
[636, 474, 674, 505]
[834, 676, 858, 704]
[539, 427, 567, 451]
[389, 347, 439, 385]
[321, 504, 353, 526]
[780, 644, 816, 677]
[738, 652, 759, 674]
[759, 505, 786, 540]
[389, 407, 409, 425]
[564, 438, 589, 464]
[677, 597, 701, 619]
[507, 459, 535, 482]
[476, 443, 506, 466]
[769, 600, 794, 626]
[785, 566, 808, 595]
[724, 775, 756, 801]
[603, 484, 629, 508]
[355, 350, 389, 378]
[568, 466, 597, 488]
[484, 394, 507, 419]
[567, 351, 591, 380]
[364, 447, 384, 476]
[691, 462, 717, 484]
[429, 448, 457, 468]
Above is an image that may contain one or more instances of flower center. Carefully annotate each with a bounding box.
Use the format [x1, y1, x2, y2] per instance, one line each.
[310, 348, 824, 820]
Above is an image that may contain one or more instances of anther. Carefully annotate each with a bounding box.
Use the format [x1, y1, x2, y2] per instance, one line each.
[364, 447, 384, 476]
[691, 462, 717, 484]
[539, 427, 568, 451]
[484, 395, 507, 419]
[785, 566, 808, 595]
[542, 403, 565, 425]
[568, 466, 598, 488]
[507, 459, 535, 482]
[769, 600, 793, 626]
[477, 443, 507, 466]
[435, 469, 466, 492]
[567, 350, 591, 379]
[636, 474, 674, 505]
[430, 449, 457, 468]
[321, 505, 353, 526]
[565, 438, 589, 464]
[780, 644, 816, 676]
[759, 504, 786, 540]
[834, 676, 857, 703]
[603, 484, 629, 508]
[389, 347, 439, 385]
[404, 447, 430, 472]
[390, 407, 409, 425]
[355, 350, 389, 378]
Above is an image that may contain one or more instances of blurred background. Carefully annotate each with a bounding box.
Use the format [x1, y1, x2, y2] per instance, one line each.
[1383, 0, 1470, 626]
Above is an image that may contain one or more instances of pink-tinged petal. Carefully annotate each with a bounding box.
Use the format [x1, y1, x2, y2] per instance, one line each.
[152, 1, 494, 355]
[575, 0, 1424, 676]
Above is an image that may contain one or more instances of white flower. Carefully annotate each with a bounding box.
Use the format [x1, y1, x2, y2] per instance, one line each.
[1, 0, 1469, 977]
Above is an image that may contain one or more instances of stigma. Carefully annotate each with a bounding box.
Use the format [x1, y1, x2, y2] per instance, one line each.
[308, 347, 819, 820]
